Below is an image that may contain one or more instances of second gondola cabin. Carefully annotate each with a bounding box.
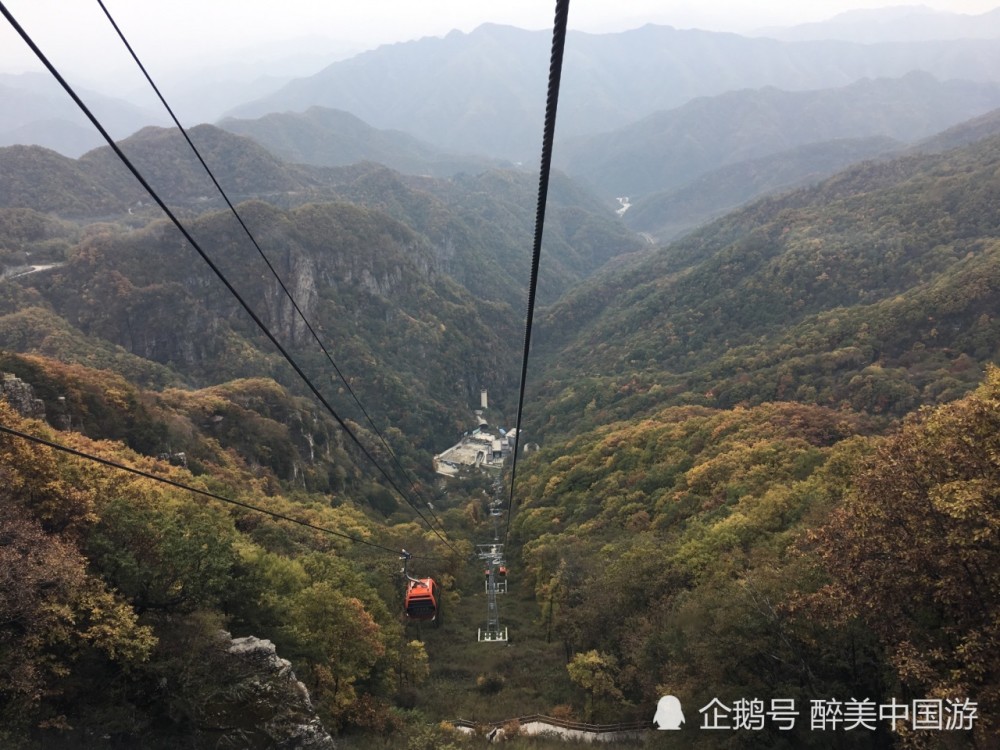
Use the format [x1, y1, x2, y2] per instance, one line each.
[404, 576, 440, 623]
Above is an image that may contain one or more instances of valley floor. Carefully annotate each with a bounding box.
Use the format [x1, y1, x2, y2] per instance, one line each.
[416, 566, 575, 724]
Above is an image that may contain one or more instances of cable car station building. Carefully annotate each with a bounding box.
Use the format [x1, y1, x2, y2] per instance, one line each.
[433, 427, 517, 477]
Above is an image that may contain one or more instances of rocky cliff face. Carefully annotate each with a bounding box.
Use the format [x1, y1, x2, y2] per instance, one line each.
[197, 632, 336, 750]
[0, 373, 45, 420]
[20, 199, 522, 447]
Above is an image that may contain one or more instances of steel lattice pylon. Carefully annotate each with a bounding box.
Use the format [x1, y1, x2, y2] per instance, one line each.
[478, 543, 507, 642]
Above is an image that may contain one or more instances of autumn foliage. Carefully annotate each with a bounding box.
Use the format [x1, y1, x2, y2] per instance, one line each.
[812, 366, 1000, 746]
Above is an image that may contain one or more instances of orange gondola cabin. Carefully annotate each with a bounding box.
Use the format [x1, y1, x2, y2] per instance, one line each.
[404, 577, 440, 622]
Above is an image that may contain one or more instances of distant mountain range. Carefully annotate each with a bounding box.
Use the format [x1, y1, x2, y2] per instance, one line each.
[215, 71, 1000, 245]
[754, 5, 1000, 43]
[146, 35, 368, 126]
[0, 72, 168, 158]
[7, 12, 1000, 171]
[557, 71, 1000, 200]
[230, 23, 1000, 161]
[0, 36, 365, 157]
[634, 104, 1000, 245]
[7, 11, 1000, 259]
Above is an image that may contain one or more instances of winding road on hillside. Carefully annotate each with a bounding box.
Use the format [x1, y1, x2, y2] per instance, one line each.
[2, 262, 65, 279]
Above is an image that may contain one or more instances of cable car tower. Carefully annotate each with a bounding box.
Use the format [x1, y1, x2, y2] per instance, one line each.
[479, 503, 507, 594]
[478, 542, 507, 642]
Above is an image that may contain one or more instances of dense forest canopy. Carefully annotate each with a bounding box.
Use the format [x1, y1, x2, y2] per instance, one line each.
[528, 133, 1000, 445]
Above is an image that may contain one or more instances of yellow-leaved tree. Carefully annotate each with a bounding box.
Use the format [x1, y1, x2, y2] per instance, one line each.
[0, 404, 155, 737]
[567, 650, 624, 722]
[813, 366, 1000, 746]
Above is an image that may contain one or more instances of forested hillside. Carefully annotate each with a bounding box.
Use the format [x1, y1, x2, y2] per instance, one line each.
[480, 119, 1000, 748]
[511, 370, 1000, 747]
[0, 127, 642, 306]
[1, 201, 517, 465]
[622, 135, 901, 241]
[0, 72, 168, 157]
[531, 132, 1000, 444]
[0, 363, 473, 748]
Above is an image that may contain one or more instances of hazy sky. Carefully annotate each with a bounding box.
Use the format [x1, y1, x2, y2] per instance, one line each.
[2, 1, 999, 87]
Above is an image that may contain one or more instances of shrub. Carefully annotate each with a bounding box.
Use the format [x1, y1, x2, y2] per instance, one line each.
[475, 672, 506, 694]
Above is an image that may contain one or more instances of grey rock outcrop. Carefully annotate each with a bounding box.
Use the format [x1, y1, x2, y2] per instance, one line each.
[0, 373, 45, 420]
[199, 631, 336, 750]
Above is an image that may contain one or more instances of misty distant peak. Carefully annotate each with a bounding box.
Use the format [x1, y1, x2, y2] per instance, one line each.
[828, 5, 943, 21]
[755, 4, 1000, 43]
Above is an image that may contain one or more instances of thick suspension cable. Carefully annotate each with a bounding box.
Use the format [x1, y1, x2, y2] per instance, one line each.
[0, 421, 428, 558]
[503, 0, 570, 546]
[93, 0, 448, 537]
[0, 1, 459, 556]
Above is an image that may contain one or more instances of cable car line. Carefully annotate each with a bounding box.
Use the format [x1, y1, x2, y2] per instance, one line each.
[502, 0, 570, 549]
[471, 0, 569, 644]
[0, 421, 429, 558]
[0, 1, 460, 557]
[93, 0, 450, 540]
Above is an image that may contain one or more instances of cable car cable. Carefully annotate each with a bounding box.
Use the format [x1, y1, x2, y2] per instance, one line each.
[0, 420, 430, 558]
[0, 1, 460, 557]
[503, 0, 570, 548]
[93, 0, 450, 539]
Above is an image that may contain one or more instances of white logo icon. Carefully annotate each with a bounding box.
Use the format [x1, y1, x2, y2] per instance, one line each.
[654, 695, 685, 730]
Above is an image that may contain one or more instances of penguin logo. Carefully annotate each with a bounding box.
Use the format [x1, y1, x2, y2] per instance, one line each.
[653, 695, 685, 730]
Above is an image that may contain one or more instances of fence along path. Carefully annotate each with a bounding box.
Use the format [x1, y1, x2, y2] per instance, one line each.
[452, 714, 651, 742]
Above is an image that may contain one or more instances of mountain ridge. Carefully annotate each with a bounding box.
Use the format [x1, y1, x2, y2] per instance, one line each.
[755, 4, 1000, 42]
[218, 106, 504, 177]
[621, 135, 902, 241]
[557, 71, 1000, 199]
[0, 72, 169, 158]
[229, 24, 1000, 161]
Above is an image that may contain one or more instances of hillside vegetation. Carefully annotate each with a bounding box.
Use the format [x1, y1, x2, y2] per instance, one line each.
[0, 127, 642, 305]
[531, 132, 1000, 443]
[511, 371, 1000, 747]
[0, 368, 473, 748]
[622, 136, 901, 242]
[9, 199, 518, 457]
